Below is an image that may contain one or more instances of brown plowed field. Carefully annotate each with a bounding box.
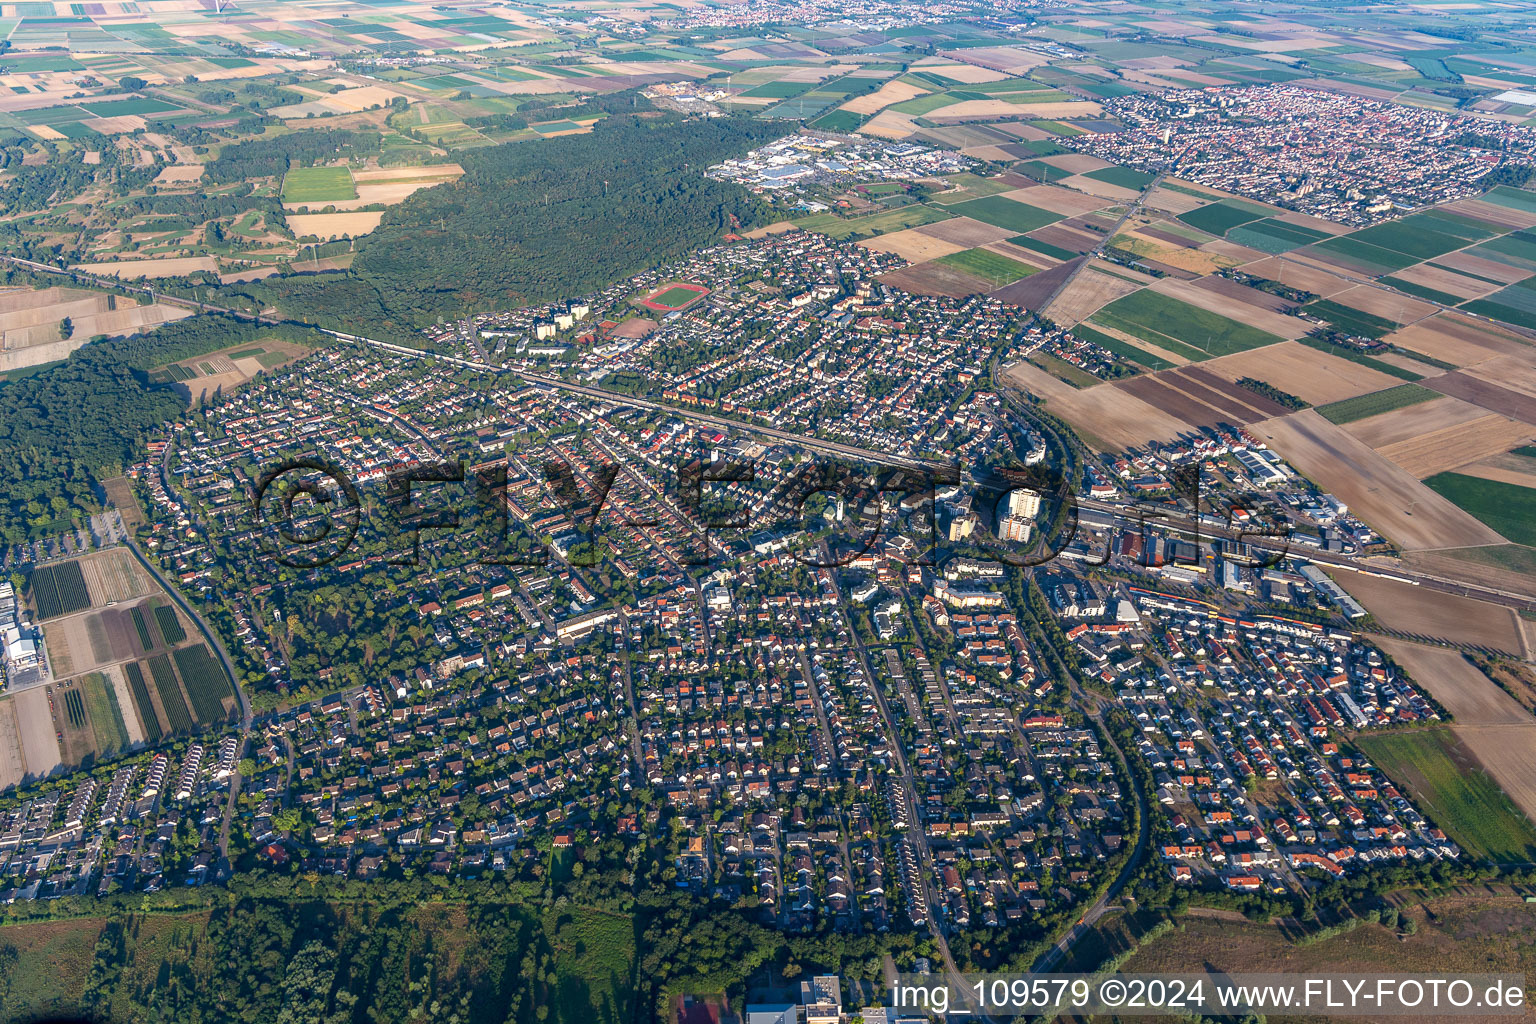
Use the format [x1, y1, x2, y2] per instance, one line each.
[1252, 410, 1505, 550]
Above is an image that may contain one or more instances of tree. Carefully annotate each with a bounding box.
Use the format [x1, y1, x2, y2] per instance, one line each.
[59, 316, 72, 341]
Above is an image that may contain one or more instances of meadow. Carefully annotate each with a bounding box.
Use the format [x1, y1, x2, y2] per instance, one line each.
[282, 166, 358, 204]
[1355, 729, 1536, 863]
[1423, 472, 1536, 546]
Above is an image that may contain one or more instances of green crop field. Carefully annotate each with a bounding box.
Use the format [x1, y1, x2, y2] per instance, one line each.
[1315, 383, 1436, 424]
[948, 195, 1060, 233]
[1178, 200, 1265, 236]
[1091, 289, 1285, 358]
[739, 80, 810, 99]
[1356, 729, 1536, 863]
[81, 673, 128, 753]
[809, 109, 864, 131]
[934, 247, 1037, 285]
[1312, 234, 1420, 272]
[1008, 233, 1077, 260]
[147, 653, 192, 733]
[130, 605, 155, 650]
[281, 166, 358, 203]
[1303, 298, 1401, 339]
[1082, 165, 1155, 190]
[153, 603, 186, 645]
[173, 644, 233, 724]
[124, 662, 161, 742]
[792, 204, 951, 239]
[1423, 471, 1536, 546]
[84, 97, 180, 118]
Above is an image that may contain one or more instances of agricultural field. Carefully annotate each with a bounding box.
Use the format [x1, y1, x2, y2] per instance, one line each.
[146, 653, 193, 734]
[1315, 383, 1438, 424]
[933, 247, 1037, 286]
[28, 562, 91, 621]
[173, 645, 235, 724]
[281, 166, 358, 204]
[947, 195, 1061, 234]
[1424, 472, 1536, 547]
[1354, 729, 1536, 864]
[1089, 289, 1285, 359]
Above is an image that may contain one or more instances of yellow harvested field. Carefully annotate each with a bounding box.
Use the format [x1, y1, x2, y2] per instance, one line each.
[0, 700, 23, 792]
[1000, 360, 1189, 450]
[1234, 259, 1349, 298]
[1200, 339, 1404, 404]
[1433, 250, 1534, 285]
[912, 61, 1014, 83]
[932, 99, 1102, 120]
[1059, 174, 1140, 202]
[1143, 187, 1206, 216]
[1327, 569, 1523, 655]
[1372, 638, 1527, 725]
[1044, 266, 1145, 325]
[1345, 394, 1493, 449]
[84, 115, 144, 134]
[153, 163, 204, 184]
[1329, 283, 1439, 324]
[0, 287, 191, 371]
[1462, 353, 1536, 399]
[1116, 230, 1232, 275]
[940, 46, 1051, 75]
[839, 78, 930, 116]
[1002, 184, 1109, 217]
[1374, 412, 1536, 478]
[13, 687, 59, 780]
[71, 256, 218, 279]
[858, 228, 965, 262]
[1452, 724, 1536, 824]
[1090, 320, 1191, 366]
[1389, 262, 1495, 301]
[287, 211, 385, 240]
[858, 109, 921, 140]
[743, 221, 801, 239]
[1197, 238, 1270, 265]
[1456, 459, 1536, 490]
[1250, 410, 1504, 550]
[1272, 210, 1350, 235]
[914, 216, 1014, 247]
[1386, 314, 1530, 366]
[1443, 197, 1536, 230]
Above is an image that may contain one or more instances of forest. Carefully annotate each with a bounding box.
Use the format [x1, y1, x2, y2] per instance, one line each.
[218, 113, 785, 337]
[0, 313, 327, 542]
[205, 128, 383, 184]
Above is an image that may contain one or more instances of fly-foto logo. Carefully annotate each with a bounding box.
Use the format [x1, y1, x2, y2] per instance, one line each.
[249, 451, 1291, 572]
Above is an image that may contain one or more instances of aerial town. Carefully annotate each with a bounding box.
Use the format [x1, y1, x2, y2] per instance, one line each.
[2, 0, 1536, 1019]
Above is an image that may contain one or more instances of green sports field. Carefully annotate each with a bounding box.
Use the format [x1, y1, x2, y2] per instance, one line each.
[281, 166, 358, 203]
[643, 284, 708, 309]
